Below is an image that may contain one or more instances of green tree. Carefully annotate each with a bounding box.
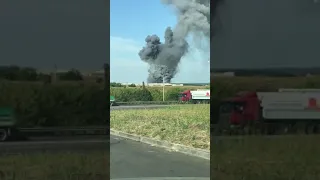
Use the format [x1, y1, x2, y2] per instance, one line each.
[110, 82, 123, 87]
[59, 69, 83, 81]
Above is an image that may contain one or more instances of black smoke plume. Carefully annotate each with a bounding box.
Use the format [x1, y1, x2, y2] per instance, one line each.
[139, 27, 188, 83]
[139, 0, 210, 83]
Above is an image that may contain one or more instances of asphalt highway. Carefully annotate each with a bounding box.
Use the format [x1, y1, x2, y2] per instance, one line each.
[111, 105, 209, 178]
[0, 135, 210, 179]
[110, 135, 210, 179]
[0, 135, 108, 154]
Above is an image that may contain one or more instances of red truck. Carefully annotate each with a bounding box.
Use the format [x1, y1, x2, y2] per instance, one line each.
[215, 89, 320, 135]
[179, 89, 210, 104]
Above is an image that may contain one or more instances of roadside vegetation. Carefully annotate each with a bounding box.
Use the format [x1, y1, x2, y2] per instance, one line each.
[110, 85, 210, 102]
[111, 104, 210, 150]
[212, 135, 320, 179]
[0, 151, 108, 180]
[211, 76, 320, 179]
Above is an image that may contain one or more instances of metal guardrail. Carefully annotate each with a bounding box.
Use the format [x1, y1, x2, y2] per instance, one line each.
[18, 127, 109, 136]
[19, 127, 107, 131]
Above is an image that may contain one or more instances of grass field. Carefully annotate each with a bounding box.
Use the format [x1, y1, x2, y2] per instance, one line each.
[211, 76, 320, 179]
[212, 135, 320, 179]
[0, 151, 108, 180]
[110, 104, 210, 150]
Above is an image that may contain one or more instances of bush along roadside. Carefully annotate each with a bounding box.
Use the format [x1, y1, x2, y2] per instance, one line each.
[110, 86, 209, 102]
[0, 82, 108, 127]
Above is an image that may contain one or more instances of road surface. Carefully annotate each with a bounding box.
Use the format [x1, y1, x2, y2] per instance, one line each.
[111, 105, 172, 111]
[0, 135, 209, 178]
[110, 136, 210, 179]
[0, 136, 108, 154]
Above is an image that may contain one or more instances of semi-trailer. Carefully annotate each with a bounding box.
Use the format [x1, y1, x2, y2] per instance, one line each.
[213, 89, 320, 135]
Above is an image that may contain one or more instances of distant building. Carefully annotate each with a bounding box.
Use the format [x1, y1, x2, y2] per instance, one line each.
[147, 83, 182, 87]
[211, 72, 235, 77]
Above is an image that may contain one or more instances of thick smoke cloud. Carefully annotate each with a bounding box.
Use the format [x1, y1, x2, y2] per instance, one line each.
[139, 0, 210, 83]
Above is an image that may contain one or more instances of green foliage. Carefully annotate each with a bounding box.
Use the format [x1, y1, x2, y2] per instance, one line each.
[210, 76, 320, 102]
[58, 69, 83, 81]
[0, 82, 107, 127]
[110, 87, 153, 102]
[0, 65, 88, 82]
[0, 66, 38, 81]
[110, 86, 207, 102]
[110, 82, 123, 87]
[128, 83, 136, 87]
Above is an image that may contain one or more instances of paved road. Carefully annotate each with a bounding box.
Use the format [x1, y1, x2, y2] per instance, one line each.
[110, 135, 210, 179]
[0, 135, 210, 178]
[0, 136, 108, 154]
[111, 105, 172, 111]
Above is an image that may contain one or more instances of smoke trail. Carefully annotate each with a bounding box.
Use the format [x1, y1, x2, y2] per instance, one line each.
[139, 0, 210, 83]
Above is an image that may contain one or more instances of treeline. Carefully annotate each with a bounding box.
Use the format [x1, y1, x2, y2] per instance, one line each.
[110, 86, 196, 102]
[211, 68, 320, 77]
[0, 65, 97, 82]
[210, 76, 320, 100]
[0, 82, 107, 127]
[0, 65, 109, 127]
[110, 82, 137, 87]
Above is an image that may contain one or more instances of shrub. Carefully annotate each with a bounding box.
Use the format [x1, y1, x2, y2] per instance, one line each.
[110, 86, 210, 102]
[0, 82, 107, 127]
[211, 76, 320, 99]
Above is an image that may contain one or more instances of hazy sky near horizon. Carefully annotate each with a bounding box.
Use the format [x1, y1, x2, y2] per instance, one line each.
[110, 0, 210, 83]
[211, 0, 320, 70]
[0, 0, 109, 71]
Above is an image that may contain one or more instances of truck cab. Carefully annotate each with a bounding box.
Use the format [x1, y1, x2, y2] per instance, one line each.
[179, 90, 192, 102]
[218, 92, 261, 127]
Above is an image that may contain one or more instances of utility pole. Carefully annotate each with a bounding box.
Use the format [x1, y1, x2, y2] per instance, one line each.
[162, 76, 165, 101]
[160, 64, 168, 102]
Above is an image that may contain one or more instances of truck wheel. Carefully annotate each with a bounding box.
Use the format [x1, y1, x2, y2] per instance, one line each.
[0, 129, 8, 142]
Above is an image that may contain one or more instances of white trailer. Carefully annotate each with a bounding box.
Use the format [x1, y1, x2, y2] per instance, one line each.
[257, 91, 320, 121]
[190, 89, 210, 104]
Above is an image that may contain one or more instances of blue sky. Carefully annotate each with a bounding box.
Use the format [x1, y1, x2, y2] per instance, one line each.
[110, 0, 209, 83]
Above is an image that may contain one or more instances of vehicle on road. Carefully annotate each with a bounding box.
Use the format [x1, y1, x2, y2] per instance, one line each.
[110, 95, 116, 106]
[0, 107, 20, 142]
[180, 89, 210, 104]
[214, 88, 320, 135]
